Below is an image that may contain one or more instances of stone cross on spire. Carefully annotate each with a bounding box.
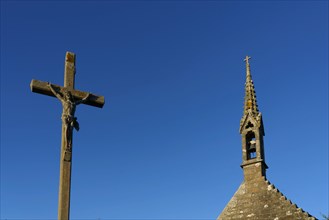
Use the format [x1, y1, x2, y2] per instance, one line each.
[244, 55, 251, 64]
[244, 55, 252, 77]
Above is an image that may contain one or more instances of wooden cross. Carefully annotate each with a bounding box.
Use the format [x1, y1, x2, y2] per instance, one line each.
[30, 52, 105, 220]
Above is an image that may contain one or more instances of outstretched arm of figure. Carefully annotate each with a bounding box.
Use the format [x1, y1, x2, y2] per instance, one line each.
[47, 82, 64, 101]
[76, 93, 90, 105]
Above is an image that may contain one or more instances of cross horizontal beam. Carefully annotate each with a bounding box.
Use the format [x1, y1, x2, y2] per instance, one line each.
[30, 79, 105, 108]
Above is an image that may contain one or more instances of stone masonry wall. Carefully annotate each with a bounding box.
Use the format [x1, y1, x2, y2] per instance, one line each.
[217, 176, 317, 220]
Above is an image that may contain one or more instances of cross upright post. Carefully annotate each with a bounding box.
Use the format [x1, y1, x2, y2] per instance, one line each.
[30, 52, 105, 220]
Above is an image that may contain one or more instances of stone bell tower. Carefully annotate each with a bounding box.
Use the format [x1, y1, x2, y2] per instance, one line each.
[217, 57, 317, 220]
[239, 55, 268, 181]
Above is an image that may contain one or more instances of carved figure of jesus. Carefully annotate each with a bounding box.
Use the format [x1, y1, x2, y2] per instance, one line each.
[48, 83, 90, 155]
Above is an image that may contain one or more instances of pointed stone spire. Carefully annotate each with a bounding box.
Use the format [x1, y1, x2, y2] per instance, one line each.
[239, 56, 267, 179]
[243, 56, 259, 116]
[217, 57, 317, 220]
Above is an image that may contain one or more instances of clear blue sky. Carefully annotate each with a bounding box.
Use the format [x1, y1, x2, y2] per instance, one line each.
[1, 1, 328, 219]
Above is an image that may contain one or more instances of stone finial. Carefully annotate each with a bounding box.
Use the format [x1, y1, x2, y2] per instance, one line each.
[243, 56, 259, 117]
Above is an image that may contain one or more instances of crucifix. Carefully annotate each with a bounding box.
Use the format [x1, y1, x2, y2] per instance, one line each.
[30, 52, 105, 220]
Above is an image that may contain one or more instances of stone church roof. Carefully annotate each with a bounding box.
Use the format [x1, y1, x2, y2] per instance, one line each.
[217, 57, 317, 220]
[217, 176, 317, 220]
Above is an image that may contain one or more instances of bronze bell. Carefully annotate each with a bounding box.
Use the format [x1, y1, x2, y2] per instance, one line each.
[249, 140, 256, 151]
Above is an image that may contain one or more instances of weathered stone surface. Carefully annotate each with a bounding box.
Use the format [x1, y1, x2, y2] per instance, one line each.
[30, 79, 105, 108]
[31, 51, 105, 220]
[217, 176, 317, 220]
[217, 57, 317, 220]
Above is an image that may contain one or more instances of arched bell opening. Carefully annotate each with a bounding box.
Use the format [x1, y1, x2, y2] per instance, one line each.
[246, 131, 256, 160]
